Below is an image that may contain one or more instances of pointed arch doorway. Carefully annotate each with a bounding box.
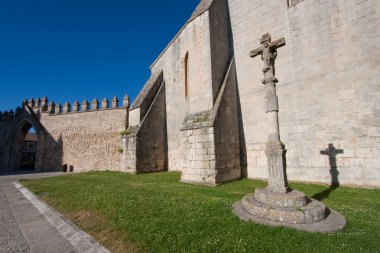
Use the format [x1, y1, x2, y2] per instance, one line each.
[8, 120, 39, 171]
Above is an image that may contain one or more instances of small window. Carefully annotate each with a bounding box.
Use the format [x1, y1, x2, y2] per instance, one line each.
[184, 52, 189, 98]
[288, 0, 304, 7]
[27, 142, 35, 150]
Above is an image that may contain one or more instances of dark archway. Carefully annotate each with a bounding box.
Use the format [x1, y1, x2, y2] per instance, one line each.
[8, 120, 38, 171]
[11, 121, 38, 170]
[4, 105, 46, 172]
[21, 127, 37, 170]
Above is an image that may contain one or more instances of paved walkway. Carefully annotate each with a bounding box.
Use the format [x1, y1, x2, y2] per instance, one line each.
[0, 172, 89, 253]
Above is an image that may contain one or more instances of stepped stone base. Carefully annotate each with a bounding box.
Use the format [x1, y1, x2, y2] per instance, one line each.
[234, 188, 346, 232]
[255, 188, 308, 208]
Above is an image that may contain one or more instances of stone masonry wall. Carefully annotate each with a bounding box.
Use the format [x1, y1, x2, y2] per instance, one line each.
[40, 106, 128, 172]
[120, 136, 136, 173]
[228, 0, 380, 187]
[180, 126, 217, 184]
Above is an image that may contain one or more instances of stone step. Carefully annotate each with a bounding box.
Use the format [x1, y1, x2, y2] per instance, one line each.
[241, 193, 326, 224]
[255, 188, 308, 208]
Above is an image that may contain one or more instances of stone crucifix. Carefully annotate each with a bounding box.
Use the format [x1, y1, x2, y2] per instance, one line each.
[250, 33, 288, 194]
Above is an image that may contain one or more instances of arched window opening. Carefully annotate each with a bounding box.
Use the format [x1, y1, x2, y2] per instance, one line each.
[184, 52, 189, 98]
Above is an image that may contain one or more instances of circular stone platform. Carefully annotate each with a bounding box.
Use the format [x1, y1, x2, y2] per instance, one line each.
[233, 188, 346, 233]
[233, 201, 346, 233]
[242, 194, 326, 224]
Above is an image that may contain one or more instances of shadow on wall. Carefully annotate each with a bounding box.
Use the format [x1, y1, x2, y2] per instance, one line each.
[31, 110, 63, 172]
[41, 133, 64, 171]
[225, 0, 248, 178]
[33, 109, 64, 171]
[312, 143, 344, 201]
[5, 108, 64, 172]
[236, 80, 247, 178]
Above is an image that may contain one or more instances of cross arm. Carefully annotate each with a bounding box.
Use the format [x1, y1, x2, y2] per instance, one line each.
[250, 47, 263, 58]
[269, 37, 286, 50]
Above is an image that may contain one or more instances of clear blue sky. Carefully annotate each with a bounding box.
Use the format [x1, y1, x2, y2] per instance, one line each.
[0, 0, 200, 112]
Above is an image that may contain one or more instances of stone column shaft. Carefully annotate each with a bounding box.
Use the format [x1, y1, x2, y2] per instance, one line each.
[264, 82, 288, 193]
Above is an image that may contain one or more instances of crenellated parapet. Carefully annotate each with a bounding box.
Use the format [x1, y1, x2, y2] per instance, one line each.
[6, 95, 130, 118]
[0, 106, 24, 122]
[19, 97, 50, 112]
[19, 94, 130, 116]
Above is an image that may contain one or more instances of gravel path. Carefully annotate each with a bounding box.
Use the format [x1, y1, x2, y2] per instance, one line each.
[0, 183, 29, 253]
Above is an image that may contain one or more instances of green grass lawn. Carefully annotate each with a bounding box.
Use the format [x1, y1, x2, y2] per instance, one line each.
[22, 172, 380, 253]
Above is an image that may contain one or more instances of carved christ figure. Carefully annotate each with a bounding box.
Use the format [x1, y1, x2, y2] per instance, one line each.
[261, 38, 277, 74]
[250, 33, 285, 84]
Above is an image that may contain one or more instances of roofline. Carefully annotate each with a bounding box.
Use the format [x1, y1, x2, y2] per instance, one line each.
[149, 1, 215, 71]
[149, 22, 189, 71]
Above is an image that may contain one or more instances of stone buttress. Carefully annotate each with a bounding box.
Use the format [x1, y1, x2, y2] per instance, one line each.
[180, 59, 241, 185]
[120, 72, 168, 173]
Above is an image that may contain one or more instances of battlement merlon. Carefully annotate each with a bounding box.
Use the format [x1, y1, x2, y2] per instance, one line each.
[0, 105, 26, 121]
[16, 95, 130, 116]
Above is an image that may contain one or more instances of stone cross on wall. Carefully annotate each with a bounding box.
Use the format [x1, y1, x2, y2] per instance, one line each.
[250, 33, 288, 194]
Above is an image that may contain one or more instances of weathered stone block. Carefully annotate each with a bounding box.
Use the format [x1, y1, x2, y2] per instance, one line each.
[364, 158, 380, 169]
[343, 158, 365, 168]
[354, 148, 373, 158]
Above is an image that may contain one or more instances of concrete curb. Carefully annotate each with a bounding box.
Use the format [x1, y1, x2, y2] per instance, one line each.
[14, 182, 111, 253]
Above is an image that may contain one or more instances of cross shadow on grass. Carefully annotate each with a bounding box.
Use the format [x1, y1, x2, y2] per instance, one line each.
[312, 143, 343, 201]
[312, 184, 340, 201]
